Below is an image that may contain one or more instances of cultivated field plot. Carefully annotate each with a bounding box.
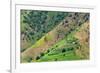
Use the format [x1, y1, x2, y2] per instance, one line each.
[20, 10, 90, 63]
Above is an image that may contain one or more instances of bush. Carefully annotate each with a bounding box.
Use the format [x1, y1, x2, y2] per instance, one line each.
[65, 20, 68, 23]
[67, 47, 74, 51]
[68, 14, 72, 17]
[54, 58, 58, 61]
[36, 56, 40, 60]
[21, 48, 26, 52]
[56, 45, 58, 47]
[62, 48, 66, 53]
[63, 54, 66, 56]
[47, 49, 50, 53]
[27, 57, 33, 62]
[78, 21, 82, 26]
[73, 16, 76, 20]
[40, 53, 44, 57]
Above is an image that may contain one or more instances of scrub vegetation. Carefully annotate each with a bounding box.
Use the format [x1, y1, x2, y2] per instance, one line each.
[20, 10, 90, 63]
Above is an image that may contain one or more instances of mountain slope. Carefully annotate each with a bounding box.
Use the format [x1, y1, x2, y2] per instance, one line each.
[21, 10, 68, 52]
[21, 12, 89, 63]
[36, 21, 89, 62]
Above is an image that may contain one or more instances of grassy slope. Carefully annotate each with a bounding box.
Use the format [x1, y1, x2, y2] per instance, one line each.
[35, 21, 89, 62]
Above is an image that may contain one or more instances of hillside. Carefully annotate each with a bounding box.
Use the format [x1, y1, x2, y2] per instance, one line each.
[21, 10, 68, 52]
[21, 11, 89, 63]
[36, 21, 89, 62]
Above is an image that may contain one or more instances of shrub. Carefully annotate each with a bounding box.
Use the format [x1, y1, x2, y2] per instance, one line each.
[62, 48, 66, 53]
[73, 16, 76, 20]
[54, 58, 58, 61]
[65, 20, 68, 23]
[56, 45, 58, 47]
[78, 21, 82, 26]
[63, 54, 66, 56]
[68, 14, 72, 17]
[74, 13, 78, 16]
[21, 48, 26, 52]
[47, 49, 50, 53]
[36, 56, 40, 60]
[67, 47, 74, 51]
[40, 53, 44, 57]
[27, 57, 33, 62]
